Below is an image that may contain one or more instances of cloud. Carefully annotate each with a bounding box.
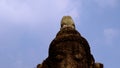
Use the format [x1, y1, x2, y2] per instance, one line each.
[0, 0, 82, 46]
[0, 0, 81, 24]
[94, 0, 118, 8]
[0, 0, 33, 23]
[0, 0, 82, 68]
[0, 0, 81, 46]
[104, 28, 119, 45]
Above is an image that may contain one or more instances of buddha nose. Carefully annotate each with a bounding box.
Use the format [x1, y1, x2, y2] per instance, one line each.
[64, 56, 75, 68]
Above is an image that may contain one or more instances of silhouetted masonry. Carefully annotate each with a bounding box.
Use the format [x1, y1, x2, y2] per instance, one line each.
[37, 16, 103, 68]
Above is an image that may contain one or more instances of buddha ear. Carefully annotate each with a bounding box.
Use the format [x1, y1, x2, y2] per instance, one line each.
[93, 63, 103, 68]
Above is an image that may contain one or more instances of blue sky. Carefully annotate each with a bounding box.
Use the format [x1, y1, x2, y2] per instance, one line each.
[0, 0, 120, 68]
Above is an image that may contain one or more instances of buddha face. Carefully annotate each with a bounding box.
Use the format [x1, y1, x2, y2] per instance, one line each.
[48, 41, 89, 68]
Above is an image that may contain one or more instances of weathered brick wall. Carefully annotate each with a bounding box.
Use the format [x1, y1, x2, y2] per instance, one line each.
[37, 16, 103, 68]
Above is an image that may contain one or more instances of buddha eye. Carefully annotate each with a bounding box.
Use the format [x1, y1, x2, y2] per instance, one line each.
[54, 54, 64, 62]
[74, 54, 83, 62]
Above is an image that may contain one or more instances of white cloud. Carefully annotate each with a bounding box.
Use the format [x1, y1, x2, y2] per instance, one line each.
[94, 0, 118, 8]
[0, 0, 82, 43]
[0, 0, 29, 23]
[0, 0, 81, 24]
[0, 0, 82, 68]
[104, 28, 119, 44]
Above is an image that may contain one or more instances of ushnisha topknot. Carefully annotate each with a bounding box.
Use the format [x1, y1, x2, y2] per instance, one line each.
[61, 16, 75, 29]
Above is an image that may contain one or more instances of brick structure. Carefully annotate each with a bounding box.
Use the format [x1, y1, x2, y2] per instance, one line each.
[37, 16, 103, 68]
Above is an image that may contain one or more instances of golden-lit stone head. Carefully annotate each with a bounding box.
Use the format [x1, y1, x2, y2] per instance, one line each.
[61, 16, 75, 29]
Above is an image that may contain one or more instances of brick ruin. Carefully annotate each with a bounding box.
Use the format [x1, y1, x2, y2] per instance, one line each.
[37, 16, 103, 68]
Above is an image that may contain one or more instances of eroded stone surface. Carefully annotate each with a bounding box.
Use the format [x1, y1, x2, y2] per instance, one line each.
[61, 16, 75, 29]
[37, 16, 103, 68]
